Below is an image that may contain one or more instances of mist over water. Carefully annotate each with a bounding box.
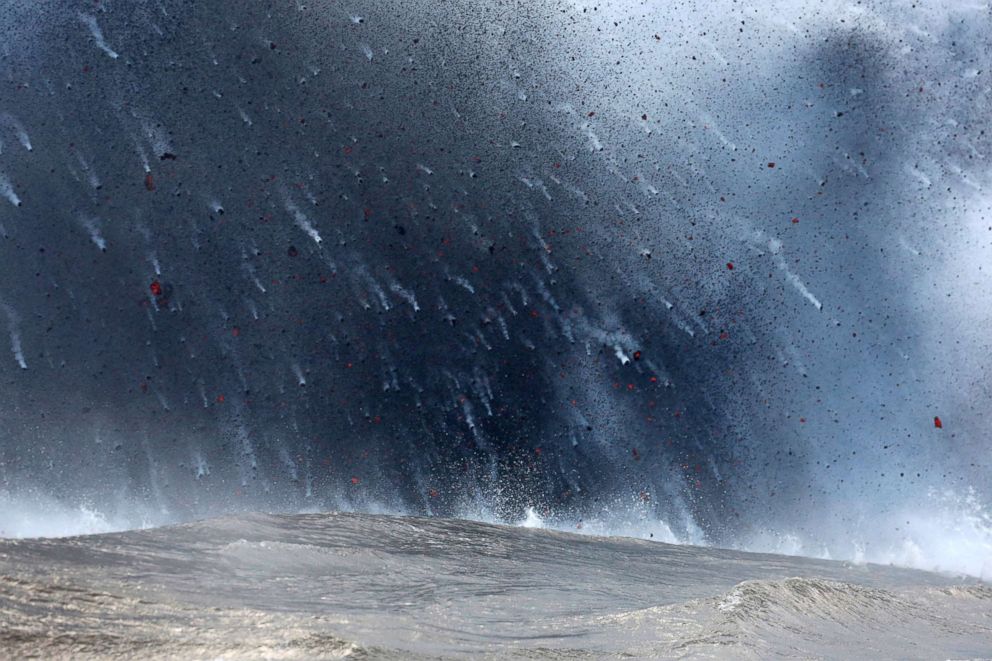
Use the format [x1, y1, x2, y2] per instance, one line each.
[0, 0, 989, 578]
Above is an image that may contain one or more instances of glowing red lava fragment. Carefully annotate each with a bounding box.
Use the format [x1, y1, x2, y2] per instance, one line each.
[934, 416, 943, 429]
[428, 488, 439, 498]
[144, 173, 155, 191]
[216, 394, 225, 403]
[149, 280, 163, 297]
[351, 477, 360, 485]
[232, 327, 240, 337]
[633, 350, 642, 360]
[726, 262, 734, 270]
[791, 217, 800, 224]
[534, 447, 542, 456]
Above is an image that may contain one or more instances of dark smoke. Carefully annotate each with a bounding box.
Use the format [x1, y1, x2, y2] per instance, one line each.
[0, 1, 989, 569]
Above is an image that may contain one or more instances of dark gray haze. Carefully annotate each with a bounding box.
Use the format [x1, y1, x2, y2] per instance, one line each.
[0, 1, 989, 576]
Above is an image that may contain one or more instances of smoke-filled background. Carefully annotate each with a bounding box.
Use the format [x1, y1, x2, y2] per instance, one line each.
[0, 0, 989, 577]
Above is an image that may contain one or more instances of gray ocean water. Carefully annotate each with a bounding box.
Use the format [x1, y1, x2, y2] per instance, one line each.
[0, 512, 989, 659]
